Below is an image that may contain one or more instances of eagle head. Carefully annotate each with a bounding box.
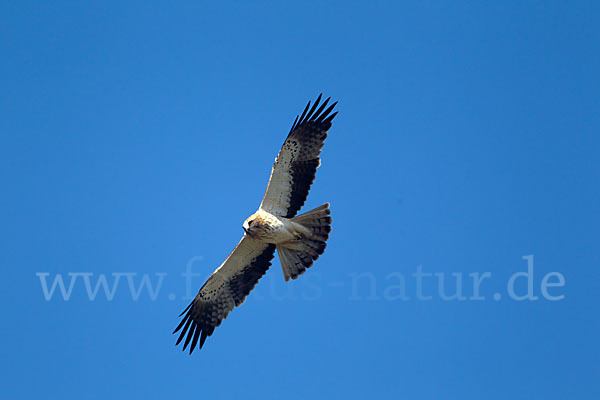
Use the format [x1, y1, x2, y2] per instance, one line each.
[243, 212, 274, 239]
[243, 214, 259, 236]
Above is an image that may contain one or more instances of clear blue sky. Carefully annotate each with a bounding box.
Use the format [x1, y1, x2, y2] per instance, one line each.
[1, 1, 598, 399]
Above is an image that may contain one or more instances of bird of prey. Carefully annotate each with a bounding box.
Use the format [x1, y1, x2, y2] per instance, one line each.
[173, 94, 337, 353]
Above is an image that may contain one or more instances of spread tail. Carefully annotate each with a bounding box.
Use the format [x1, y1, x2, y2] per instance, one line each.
[277, 203, 332, 281]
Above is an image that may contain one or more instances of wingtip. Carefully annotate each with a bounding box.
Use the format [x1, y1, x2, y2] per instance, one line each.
[323, 111, 338, 124]
[182, 323, 196, 352]
[178, 302, 193, 317]
[174, 315, 193, 345]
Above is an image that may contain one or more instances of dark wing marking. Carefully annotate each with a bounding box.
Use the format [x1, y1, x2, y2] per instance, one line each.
[173, 237, 276, 354]
[260, 94, 337, 218]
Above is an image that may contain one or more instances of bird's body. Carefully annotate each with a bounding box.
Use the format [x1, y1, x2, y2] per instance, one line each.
[243, 209, 309, 243]
[173, 94, 337, 353]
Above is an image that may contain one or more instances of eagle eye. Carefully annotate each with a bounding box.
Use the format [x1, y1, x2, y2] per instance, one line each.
[247, 219, 254, 226]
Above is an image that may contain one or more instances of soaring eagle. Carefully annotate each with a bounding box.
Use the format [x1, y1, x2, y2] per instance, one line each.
[173, 94, 337, 353]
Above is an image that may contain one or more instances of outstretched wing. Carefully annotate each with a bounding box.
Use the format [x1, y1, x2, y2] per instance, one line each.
[260, 94, 337, 218]
[173, 236, 276, 354]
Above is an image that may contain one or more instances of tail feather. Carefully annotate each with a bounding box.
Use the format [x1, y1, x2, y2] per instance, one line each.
[277, 203, 332, 281]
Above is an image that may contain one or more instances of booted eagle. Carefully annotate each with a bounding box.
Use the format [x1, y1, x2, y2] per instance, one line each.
[173, 94, 337, 353]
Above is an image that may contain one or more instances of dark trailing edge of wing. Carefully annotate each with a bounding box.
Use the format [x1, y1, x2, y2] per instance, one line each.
[283, 94, 337, 218]
[172, 244, 276, 354]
